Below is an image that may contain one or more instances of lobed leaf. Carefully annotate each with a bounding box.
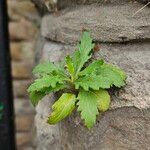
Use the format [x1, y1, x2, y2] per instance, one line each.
[75, 75, 111, 91]
[76, 62, 126, 90]
[29, 91, 46, 106]
[27, 75, 65, 93]
[33, 62, 58, 76]
[77, 90, 99, 129]
[72, 32, 95, 74]
[93, 89, 110, 112]
[48, 93, 76, 124]
[65, 55, 75, 77]
[79, 59, 104, 76]
[96, 63, 126, 88]
[29, 84, 66, 106]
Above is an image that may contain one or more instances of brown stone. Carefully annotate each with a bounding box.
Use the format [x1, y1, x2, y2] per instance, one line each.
[15, 115, 34, 132]
[10, 42, 22, 61]
[7, 0, 38, 21]
[14, 98, 35, 116]
[9, 18, 37, 40]
[13, 80, 31, 97]
[16, 132, 32, 147]
[7, 1, 21, 21]
[10, 41, 35, 62]
[12, 62, 32, 79]
[21, 42, 35, 63]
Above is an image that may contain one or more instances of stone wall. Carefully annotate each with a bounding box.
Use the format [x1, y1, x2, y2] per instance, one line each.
[7, 0, 39, 149]
[32, 0, 150, 150]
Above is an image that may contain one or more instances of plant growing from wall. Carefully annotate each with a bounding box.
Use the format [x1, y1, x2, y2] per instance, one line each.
[27, 31, 126, 129]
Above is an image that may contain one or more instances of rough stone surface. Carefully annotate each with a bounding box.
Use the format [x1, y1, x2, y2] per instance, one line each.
[35, 40, 150, 149]
[40, 41, 73, 62]
[35, 95, 61, 150]
[12, 62, 32, 79]
[42, 3, 150, 44]
[34, 1, 150, 149]
[14, 98, 35, 116]
[9, 18, 37, 40]
[8, 0, 39, 22]
[31, 0, 147, 13]
[61, 107, 150, 150]
[10, 42, 22, 61]
[16, 132, 33, 147]
[13, 80, 31, 97]
[21, 42, 35, 63]
[36, 97, 150, 150]
[97, 43, 150, 110]
[16, 115, 34, 132]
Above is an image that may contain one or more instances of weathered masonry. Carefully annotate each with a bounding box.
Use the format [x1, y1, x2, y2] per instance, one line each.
[31, 1, 150, 150]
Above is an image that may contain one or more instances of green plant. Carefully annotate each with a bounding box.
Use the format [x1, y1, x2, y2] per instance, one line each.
[27, 31, 126, 129]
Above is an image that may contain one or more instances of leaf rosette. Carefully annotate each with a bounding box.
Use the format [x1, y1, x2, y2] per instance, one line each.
[28, 32, 126, 128]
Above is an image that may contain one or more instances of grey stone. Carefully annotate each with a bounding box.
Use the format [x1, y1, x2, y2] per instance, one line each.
[40, 41, 73, 62]
[42, 3, 150, 44]
[34, 41, 150, 149]
[36, 95, 150, 149]
[61, 107, 150, 150]
[35, 94, 61, 150]
[34, 1, 150, 148]
[31, 0, 148, 13]
[97, 43, 150, 110]
[14, 98, 35, 116]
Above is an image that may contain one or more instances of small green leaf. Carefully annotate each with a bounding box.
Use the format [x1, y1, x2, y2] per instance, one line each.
[79, 59, 104, 76]
[29, 91, 46, 106]
[72, 31, 95, 74]
[93, 89, 110, 112]
[29, 84, 66, 106]
[77, 90, 99, 129]
[75, 75, 111, 91]
[97, 63, 126, 87]
[65, 55, 75, 77]
[33, 62, 58, 76]
[27, 75, 65, 93]
[48, 93, 76, 124]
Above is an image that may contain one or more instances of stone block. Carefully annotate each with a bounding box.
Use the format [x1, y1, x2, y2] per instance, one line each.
[16, 132, 32, 147]
[13, 80, 31, 97]
[14, 98, 35, 116]
[12, 62, 32, 79]
[9, 19, 37, 40]
[33, 1, 150, 149]
[41, 41, 73, 62]
[34, 41, 150, 150]
[10, 42, 22, 61]
[8, 0, 38, 22]
[42, 3, 150, 44]
[10, 41, 35, 62]
[31, 0, 138, 13]
[21, 42, 35, 63]
[15, 115, 34, 132]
